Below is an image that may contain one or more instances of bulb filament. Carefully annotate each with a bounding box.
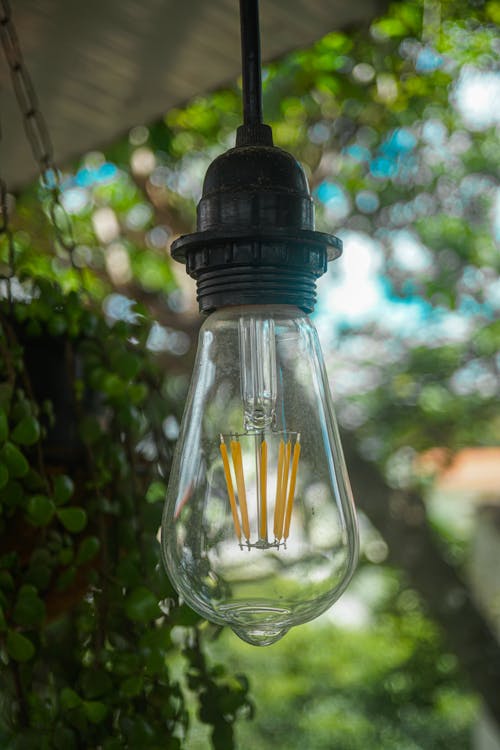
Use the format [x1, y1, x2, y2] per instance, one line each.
[230, 439, 251, 540]
[219, 433, 300, 549]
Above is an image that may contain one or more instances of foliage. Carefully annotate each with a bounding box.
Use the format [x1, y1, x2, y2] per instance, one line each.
[197, 571, 477, 750]
[0, 278, 251, 748]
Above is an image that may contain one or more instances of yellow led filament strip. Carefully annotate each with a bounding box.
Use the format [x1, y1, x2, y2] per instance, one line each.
[220, 435, 301, 547]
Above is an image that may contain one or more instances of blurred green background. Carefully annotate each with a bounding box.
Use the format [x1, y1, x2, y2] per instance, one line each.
[1, 0, 499, 747]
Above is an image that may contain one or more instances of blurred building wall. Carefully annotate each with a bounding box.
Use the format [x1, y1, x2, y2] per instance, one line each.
[470, 506, 500, 750]
[474, 711, 500, 750]
[432, 450, 500, 750]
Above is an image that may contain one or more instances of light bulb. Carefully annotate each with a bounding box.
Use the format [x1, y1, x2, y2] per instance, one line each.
[161, 303, 358, 646]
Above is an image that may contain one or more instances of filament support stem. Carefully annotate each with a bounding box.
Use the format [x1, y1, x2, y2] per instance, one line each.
[220, 432, 300, 548]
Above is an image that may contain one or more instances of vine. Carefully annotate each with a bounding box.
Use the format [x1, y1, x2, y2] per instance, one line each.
[0, 277, 252, 749]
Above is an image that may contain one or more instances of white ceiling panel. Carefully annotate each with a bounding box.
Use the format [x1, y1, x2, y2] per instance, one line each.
[0, 0, 385, 188]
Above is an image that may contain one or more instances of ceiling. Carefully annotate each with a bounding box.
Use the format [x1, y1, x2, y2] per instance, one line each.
[1, 0, 385, 189]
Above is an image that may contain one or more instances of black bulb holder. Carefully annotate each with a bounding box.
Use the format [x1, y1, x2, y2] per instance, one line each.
[170, 0, 342, 315]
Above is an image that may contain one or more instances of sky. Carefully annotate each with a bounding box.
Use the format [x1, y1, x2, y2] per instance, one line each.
[312, 65, 500, 350]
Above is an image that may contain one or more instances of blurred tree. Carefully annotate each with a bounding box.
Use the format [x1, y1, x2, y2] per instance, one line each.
[143, 0, 500, 727]
[204, 570, 478, 750]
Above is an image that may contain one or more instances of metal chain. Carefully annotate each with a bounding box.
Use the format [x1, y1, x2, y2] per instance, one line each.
[0, 177, 15, 304]
[0, 96, 15, 303]
[0, 0, 77, 266]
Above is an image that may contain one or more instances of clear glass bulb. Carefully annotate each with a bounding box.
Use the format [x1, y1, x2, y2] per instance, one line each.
[161, 304, 358, 646]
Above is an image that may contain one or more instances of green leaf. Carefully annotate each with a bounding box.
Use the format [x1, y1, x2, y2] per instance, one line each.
[79, 415, 102, 445]
[60, 687, 81, 710]
[58, 547, 74, 566]
[116, 558, 142, 587]
[11, 415, 41, 446]
[372, 17, 407, 38]
[151, 564, 176, 599]
[139, 626, 172, 655]
[102, 373, 125, 398]
[26, 495, 55, 526]
[109, 652, 141, 677]
[81, 669, 112, 699]
[56, 507, 87, 533]
[112, 351, 142, 380]
[0, 604, 6, 631]
[171, 603, 203, 627]
[146, 480, 166, 504]
[53, 475, 74, 506]
[120, 674, 144, 697]
[13, 589, 46, 626]
[125, 586, 160, 622]
[212, 722, 235, 750]
[129, 383, 148, 405]
[6, 630, 35, 662]
[2, 442, 29, 478]
[11, 400, 31, 423]
[23, 468, 47, 493]
[18, 583, 38, 597]
[486, 0, 500, 23]
[25, 561, 52, 592]
[83, 700, 108, 724]
[76, 536, 100, 565]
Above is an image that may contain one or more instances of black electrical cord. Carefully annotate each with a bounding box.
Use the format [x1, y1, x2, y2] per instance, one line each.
[237, 0, 272, 146]
[239, 0, 263, 126]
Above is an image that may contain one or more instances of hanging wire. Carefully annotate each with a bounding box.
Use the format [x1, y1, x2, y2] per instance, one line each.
[236, 0, 273, 146]
[0, 0, 77, 268]
[239, 0, 263, 126]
